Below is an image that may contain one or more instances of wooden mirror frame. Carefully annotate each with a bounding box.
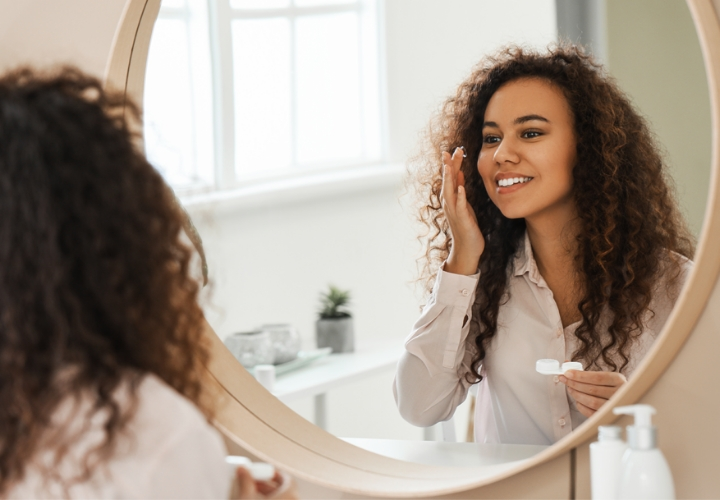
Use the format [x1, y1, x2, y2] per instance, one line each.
[104, 1, 720, 496]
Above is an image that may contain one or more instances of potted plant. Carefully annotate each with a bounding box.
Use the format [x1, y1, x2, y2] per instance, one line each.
[316, 285, 354, 353]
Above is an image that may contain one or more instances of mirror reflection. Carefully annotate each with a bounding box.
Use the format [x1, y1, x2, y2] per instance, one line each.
[143, 0, 710, 465]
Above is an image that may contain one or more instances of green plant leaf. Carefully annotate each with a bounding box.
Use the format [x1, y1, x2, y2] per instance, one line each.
[318, 284, 352, 319]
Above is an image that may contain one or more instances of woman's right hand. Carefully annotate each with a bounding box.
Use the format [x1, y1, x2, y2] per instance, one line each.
[441, 147, 485, 276]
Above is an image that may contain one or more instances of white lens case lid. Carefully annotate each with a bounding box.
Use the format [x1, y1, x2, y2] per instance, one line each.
[536, 359, 583, 375]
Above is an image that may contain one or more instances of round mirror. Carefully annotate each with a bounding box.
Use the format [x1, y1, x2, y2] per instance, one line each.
[105, 0, 719, 496]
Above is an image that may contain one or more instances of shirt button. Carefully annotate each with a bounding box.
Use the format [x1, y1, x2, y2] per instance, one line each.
[460, 289, 469, 296]
[558, 418, 566, 427]
[553, 375, 559, 384]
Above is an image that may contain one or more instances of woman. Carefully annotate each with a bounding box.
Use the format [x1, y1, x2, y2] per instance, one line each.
[0, 67, 294, 498]
[394, 45, 694, 445]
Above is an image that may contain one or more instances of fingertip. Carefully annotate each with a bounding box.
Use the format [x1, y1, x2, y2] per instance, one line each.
[235, 466, 251, 480]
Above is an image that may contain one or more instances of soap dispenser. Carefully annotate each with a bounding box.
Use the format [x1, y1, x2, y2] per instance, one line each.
[613, 404, 675, 500]
[590, 425, 627, 499]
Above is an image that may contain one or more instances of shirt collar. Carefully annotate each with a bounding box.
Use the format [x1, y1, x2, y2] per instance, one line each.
[512, 231, 543, 285]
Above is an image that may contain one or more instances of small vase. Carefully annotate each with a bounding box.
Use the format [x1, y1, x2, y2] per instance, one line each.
[259, 323, 301, 365]
[223, 330, 274, 368]
[315, 317, 354, 353]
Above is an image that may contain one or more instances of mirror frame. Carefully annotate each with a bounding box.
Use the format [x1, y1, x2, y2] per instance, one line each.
[104, 0, 720, 496]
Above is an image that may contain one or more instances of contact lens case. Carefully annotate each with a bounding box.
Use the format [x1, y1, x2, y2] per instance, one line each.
[536, 359, 584, 375]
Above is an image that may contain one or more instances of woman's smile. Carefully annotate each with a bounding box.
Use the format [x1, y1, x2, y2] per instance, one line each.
[495, 174, 534, 193]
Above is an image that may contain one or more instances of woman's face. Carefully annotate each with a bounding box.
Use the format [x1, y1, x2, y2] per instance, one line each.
[477, 78, 577, 224]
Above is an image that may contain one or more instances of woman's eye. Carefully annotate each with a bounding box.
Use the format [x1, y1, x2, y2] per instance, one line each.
[522, 130, 542, 139]
[483, 135, 500, 144]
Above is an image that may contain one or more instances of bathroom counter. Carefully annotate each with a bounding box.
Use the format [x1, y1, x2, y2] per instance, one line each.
[341, 438, 548, 468]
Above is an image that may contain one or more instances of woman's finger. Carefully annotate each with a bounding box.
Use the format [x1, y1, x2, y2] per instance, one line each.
[566, 386, 606, 411]
[255, 471, 283, 496]
[449, 146, 464, 173]
[234, 467, 259, 499]
[575, 400, 596, 418]
[560, 377, 617, 400]
[563, 369, 627, 387]
[447, 147, 464, 194]
[441, 152, 456, 212]
[262, 472, 298, 499]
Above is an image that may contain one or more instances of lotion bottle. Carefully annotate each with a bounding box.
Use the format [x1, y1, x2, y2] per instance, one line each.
[614, 405, 675, 500]
[590, 425, 627, 499]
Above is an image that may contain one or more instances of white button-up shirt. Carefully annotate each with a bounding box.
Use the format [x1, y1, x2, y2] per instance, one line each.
[9, 375, 230, 499]
[394, 232, 691, 445]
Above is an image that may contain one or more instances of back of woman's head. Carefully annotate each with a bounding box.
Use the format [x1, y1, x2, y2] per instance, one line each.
[413, 44, 694, 378]
[0, 67, 209, 490]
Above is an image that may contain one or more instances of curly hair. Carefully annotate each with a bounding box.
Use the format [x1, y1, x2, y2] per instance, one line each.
[0, 67, 211, 494]
[411, 45, 695, 381]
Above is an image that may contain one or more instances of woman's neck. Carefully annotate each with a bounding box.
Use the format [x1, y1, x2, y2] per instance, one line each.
[526, 222, 578, 273]
[526, 209, 583, 326]
[525, 201, 580, 272]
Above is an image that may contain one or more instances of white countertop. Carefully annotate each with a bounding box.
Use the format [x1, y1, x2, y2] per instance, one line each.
[341, 438, 548, 468]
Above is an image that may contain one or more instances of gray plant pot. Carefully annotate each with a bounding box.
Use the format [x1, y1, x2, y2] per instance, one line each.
[316, 317, 354, 353]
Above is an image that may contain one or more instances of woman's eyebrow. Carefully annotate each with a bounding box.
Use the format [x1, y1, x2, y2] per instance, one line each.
[482, 114, 550, 129]
[514, 114, 549, 124]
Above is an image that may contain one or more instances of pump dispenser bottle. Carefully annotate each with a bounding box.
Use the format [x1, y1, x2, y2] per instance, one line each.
[614, 404, 675, 500]
[590, 425, 627, 499]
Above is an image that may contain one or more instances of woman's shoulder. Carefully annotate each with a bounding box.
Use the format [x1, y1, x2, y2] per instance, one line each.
[127, 373, 222, 452]
[645, 249, 693, 320]
[111, 374, 229, 498]
[10, 373, 229, 499]
[657, 249, 693, 291]
[133, 374, 206, 420]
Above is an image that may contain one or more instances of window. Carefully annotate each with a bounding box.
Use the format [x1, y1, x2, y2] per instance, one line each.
[144, 0, 383, 195]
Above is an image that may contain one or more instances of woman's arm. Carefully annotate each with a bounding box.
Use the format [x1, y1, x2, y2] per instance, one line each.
[393, 268, 479, 427]
[394, 147, 486, 427]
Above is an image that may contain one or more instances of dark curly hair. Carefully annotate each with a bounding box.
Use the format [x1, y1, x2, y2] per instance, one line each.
[0, 67, 211, 494]
[412, 45, 694, 381]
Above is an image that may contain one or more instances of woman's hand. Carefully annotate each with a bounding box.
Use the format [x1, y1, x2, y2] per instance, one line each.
[560, 370, 627, 418]
[441, 147, 485, 276]
[232, 467, 298, 499]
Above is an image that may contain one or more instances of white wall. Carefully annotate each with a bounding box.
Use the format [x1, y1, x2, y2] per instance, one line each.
[384, 0, 557, 163]
[189, 0, 556, 440]
[606, 0, 711, 237]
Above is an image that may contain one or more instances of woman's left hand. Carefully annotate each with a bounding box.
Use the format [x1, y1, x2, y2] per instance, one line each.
[560, 370, 627, 418]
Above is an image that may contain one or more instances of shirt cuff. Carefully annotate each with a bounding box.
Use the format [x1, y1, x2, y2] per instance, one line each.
[433, 265, 480, 308]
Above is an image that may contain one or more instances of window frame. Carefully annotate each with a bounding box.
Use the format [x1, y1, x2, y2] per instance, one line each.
[149, 0, 387, 197]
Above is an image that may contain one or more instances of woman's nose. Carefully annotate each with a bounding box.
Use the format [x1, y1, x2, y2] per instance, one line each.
[493, 137, 520, 164]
